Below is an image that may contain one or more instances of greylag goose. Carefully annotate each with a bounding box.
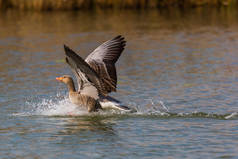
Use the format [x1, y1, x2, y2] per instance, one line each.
[57, 35, 133, 112]
[56, 75, 102, 112]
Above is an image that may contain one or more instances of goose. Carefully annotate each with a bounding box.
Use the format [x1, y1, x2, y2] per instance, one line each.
[56, 75, 102, 112]
[56, 35, 133, 112]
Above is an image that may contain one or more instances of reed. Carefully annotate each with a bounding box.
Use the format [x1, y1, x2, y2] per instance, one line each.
[0, 0, 237, 10]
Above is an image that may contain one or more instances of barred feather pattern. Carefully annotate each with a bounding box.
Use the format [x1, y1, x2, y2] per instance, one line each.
[85, 35, 126, 94]
[69, 93, 102, 112]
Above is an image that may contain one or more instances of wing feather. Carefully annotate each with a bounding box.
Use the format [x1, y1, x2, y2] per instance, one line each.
[85, 35, 126, 94]
[64, 45, 107, 96]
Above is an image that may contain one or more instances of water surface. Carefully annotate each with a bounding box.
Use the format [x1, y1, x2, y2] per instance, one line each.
[1, 8, 238, 158]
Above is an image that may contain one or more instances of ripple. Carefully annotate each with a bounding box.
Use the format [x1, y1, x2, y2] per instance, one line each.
[12, 95, 238, 121]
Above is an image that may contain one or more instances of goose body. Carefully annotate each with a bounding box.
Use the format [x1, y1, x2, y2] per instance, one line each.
[57, 35, 133, 112]
[56, 75, 102, 112]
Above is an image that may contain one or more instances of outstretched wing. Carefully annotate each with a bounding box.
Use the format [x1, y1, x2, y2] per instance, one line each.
[64, 45, 107, 96]
[85, 35, 126, 94]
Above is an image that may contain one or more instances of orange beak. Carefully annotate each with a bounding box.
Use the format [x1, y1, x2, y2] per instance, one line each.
[56, 77, 63, 82]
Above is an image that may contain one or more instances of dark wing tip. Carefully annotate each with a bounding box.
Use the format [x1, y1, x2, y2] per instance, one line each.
[113, 35, 125, 41]
[63, 44, 72, 55]
[63, 44, 68, 50]
[65, 57, 69, 64]
[63, 44, 81, 60]
[114, 35, 122, 39]
[112, 35, 126, 48]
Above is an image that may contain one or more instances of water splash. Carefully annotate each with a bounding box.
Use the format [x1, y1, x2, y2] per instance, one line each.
[134, 98, 170, 114]
[33, 97, 88, 116]
[12, 94, 238, 120]
[14, 93, 88, 116]
[225, 112, 238, 119]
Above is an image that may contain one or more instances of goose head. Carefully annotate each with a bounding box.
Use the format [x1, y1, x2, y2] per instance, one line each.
[56, 75, 73, 84]
[56, 75, 76, 92]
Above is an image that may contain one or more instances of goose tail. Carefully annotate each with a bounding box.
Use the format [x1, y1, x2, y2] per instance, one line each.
[99, 96, 136, 112]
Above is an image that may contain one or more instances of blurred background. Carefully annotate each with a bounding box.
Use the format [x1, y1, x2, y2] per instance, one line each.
[1, 1, 238, 159]
[0, 0, 237, 10]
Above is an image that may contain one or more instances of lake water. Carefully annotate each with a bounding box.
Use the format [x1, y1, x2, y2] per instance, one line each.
[1, 8, 238, 158]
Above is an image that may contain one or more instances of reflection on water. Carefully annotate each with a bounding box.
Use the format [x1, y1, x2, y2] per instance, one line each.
[1, 8, 238, 159]
[59, 117, 115, 134]
[54, 116, 117, 147]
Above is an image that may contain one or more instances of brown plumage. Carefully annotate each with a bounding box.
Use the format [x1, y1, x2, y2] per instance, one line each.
[85, 35, 126, 94]
[56, 75, 102, 112]
[64, 35, 126, 96]
[56, 35, 132, 112]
